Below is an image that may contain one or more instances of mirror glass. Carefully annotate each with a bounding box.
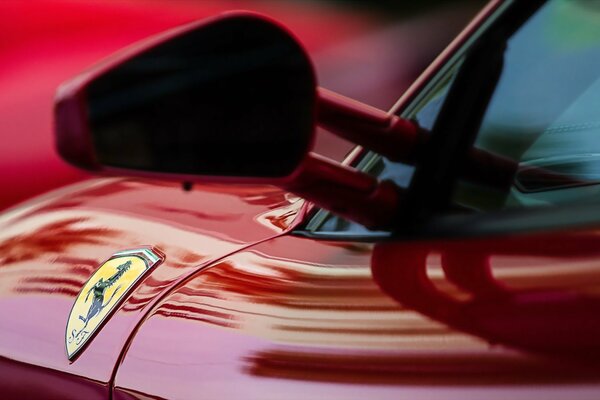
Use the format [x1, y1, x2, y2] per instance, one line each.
[85, 14, 316, 178]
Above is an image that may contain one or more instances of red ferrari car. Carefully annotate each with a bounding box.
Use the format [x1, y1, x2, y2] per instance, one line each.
[2, 0, 600, 399]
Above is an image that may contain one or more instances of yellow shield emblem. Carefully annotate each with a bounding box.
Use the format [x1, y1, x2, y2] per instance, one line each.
[65, 248, 164, 360]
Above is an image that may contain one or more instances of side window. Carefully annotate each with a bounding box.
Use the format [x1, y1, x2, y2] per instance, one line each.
[452, 0, 600, 211]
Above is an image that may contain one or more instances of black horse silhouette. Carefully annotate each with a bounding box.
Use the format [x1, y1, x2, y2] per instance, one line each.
[77, 260, 132, 330]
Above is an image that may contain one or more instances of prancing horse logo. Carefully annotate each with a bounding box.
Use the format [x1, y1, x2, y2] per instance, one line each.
[74, 260, 130, 336]
[65, 248, 164, 360]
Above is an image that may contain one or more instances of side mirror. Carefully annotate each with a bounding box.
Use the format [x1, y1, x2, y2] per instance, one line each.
[55, 13, 315, 179]
[54, 12, 420, 230]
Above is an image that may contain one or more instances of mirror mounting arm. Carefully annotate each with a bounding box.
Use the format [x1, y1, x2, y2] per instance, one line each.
[318, 88, 571, 194]
[317, 88, 425, 164]
[285, 153, 402, 230]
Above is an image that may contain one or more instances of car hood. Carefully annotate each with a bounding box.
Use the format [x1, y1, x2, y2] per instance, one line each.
[0, 177, 303, 394]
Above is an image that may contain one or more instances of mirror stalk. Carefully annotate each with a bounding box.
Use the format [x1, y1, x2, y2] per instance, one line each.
[317, 88, 423, 164]
[286, 153, 401, 230]
[318, 88, 579, 193]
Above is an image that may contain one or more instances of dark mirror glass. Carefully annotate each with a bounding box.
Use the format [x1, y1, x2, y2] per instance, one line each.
[85, 14, 316, 178]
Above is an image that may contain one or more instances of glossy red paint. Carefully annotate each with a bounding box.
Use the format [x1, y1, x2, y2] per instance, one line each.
[6, 0, 600, 399]
[0, 178, 303, 398]
[113, 234, 600, 400]
[373, 229, 600, 364]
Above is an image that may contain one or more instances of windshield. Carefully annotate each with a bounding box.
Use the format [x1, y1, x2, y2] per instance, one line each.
[305, 0, 600, 236]
[452, 0, 600, 210]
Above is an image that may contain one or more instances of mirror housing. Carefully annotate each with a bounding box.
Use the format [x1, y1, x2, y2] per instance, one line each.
[55, 13, 316, 180]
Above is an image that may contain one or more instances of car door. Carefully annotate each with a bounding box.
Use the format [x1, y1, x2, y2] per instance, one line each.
[112, 1, 600, 398]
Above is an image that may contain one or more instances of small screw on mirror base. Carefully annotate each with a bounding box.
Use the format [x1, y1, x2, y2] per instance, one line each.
[182, 181, 194, 192]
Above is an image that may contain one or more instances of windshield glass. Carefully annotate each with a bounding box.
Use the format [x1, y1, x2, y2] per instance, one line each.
[452, 0, 600, 210]
[306, 0, 600, 235]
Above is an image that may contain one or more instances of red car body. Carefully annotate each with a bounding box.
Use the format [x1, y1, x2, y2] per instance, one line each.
[2, 0, 600, 399]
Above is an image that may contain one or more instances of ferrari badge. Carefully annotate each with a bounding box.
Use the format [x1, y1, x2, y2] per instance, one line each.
[65, 247, 164, 360]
